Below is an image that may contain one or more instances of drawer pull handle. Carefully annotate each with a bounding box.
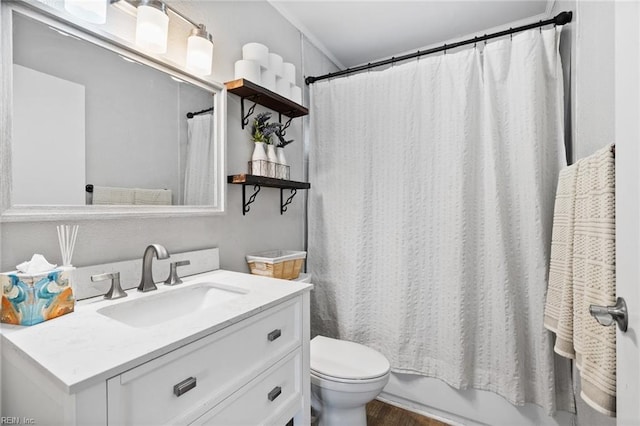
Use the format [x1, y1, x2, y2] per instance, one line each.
[268, 386, 282, 402]
[173, 377, 197, 397]
[268, 329, 282, 341]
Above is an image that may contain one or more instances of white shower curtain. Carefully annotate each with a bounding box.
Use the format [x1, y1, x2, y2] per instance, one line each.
[184, 114, 217, 205]
[309, 28, 574, 413]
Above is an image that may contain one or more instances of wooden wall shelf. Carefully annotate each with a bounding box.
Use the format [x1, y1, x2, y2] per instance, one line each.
[225, 79, 308, 131]
[227, 174, 310, 215]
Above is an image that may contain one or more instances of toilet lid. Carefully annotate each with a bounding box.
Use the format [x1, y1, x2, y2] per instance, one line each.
[310, 336, 390, 380]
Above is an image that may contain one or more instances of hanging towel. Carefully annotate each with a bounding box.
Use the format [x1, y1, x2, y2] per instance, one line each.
[133, 188, 172, 205]
[92, 186, 135, 205]
[544, 145, 616, 416]
[544, 163, 579, 358]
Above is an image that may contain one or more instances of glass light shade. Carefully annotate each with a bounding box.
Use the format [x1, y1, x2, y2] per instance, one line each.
[135, 4, 169, 54]
[64, 0, 107, 24]
[186, 34, 213, 76]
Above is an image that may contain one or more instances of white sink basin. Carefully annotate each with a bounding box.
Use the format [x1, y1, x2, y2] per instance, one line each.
[97, 282, 247, 328]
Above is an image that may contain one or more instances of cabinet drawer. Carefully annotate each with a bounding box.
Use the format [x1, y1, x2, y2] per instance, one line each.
[191, 349, 302, 426]
[107, 297, 301, 426]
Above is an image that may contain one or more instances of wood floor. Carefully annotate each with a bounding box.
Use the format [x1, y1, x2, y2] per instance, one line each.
[366, 400, 450, 426]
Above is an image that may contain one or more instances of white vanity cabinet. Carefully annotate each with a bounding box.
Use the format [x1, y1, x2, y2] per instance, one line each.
[108, 298, 304, 425]
[1, 270, 312, 426]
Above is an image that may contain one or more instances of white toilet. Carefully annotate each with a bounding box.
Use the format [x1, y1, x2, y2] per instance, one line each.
[310, 335, 391, 426]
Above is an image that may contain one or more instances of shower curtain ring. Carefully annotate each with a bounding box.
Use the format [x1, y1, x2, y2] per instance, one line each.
[484, 35, 488, 46]
[540, 21, 543, 33]
[510, 29, 513, 41]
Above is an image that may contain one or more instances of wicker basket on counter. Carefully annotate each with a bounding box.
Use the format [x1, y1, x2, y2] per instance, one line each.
[246, 250, 306, 280]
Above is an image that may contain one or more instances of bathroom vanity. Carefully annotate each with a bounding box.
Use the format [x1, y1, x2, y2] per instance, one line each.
[1, 270, 312, 425]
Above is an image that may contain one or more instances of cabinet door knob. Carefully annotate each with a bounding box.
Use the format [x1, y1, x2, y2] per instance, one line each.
[173, 377, 197, 397]
[268, 386, 282, 402]
[267, 329, 282, 341]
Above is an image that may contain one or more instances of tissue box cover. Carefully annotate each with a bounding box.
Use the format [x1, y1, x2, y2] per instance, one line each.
[1, 269, 75, 326]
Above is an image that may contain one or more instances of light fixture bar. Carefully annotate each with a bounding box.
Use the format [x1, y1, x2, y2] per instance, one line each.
[110, 0, 200, 28]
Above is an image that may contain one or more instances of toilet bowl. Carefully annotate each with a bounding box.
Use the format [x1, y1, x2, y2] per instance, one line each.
[310, 335, 390, 426]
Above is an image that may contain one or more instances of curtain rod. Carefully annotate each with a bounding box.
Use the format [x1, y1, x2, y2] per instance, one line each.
[305, 11, 573, 85]
[186, 107, 214, 119]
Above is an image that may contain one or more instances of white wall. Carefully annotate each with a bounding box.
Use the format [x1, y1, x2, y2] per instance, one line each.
[0, 1, 337, 278]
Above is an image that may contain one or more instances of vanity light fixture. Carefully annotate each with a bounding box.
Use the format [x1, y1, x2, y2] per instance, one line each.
[64, 0, 108, 24]
[109, 0, 214, 76]
[134, 0, 169, 54]
[186, 24, 214, 76]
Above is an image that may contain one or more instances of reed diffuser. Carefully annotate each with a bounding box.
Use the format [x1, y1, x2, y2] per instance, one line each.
[56, 224, 78, 268]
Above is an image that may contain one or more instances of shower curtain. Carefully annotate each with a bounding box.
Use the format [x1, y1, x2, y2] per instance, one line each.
[308, 27, 574, 413]
[184, 113, 217, 205]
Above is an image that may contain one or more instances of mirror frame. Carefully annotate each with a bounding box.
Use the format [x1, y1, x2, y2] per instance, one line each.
[0, 1, 227, 222]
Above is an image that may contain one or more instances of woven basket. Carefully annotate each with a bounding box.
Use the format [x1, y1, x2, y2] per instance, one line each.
[246, 250, 306, 280]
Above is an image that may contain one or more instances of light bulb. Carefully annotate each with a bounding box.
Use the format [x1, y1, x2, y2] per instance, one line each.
[64, 0, 107, 24]
[135, 1, 169, 54]
[186, 25, 213, 76]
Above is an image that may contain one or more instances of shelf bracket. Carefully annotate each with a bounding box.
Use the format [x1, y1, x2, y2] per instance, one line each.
[280, 188, 298, 214]
[241, 96, 260, 129]
[242, 184, 261, 215]
[277, 113, 294, 137]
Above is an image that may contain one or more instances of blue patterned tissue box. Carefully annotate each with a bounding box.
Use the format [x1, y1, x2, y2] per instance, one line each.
[1, 269, 75, 326]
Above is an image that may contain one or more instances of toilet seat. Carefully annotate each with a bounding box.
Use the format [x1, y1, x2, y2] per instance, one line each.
[310, 336, 391, 381]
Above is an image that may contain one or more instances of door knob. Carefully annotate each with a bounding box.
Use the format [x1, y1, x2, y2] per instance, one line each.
[589, 297, 628, 332]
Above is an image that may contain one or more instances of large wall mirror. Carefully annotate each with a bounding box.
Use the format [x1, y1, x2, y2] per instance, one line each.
[0, 2, 226, 221]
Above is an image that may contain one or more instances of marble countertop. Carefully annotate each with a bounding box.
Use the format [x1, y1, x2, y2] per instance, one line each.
[0, 270, 312, 394]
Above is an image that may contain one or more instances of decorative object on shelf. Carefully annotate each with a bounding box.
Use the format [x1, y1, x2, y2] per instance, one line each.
[250, 112, 281, 176]
[251, 143, 268, 176]
[266, 144, 278, 178]
[275, 131, 293, 180]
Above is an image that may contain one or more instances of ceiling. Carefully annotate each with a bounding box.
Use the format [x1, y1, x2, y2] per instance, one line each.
[269, 1, 552, 69]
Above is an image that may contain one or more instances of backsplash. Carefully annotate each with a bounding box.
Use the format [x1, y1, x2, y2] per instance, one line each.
[71, 247, 220, 300]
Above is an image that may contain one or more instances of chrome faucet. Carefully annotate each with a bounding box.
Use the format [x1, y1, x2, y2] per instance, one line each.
[137, 244, 170, 292]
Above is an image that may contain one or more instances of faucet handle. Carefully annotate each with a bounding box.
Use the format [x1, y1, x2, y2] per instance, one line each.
[91, 272, 127, 300]
[164, 260, 191, 286]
